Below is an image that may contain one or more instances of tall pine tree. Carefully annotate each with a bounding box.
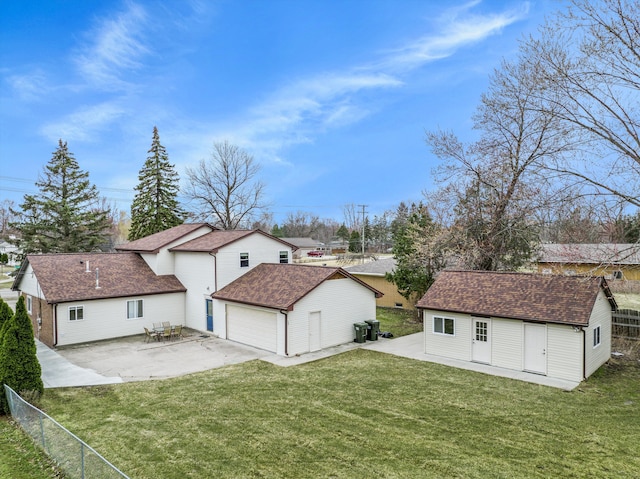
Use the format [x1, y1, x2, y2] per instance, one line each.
[128, 126, 184, 241]
[11, 140, 111, 254]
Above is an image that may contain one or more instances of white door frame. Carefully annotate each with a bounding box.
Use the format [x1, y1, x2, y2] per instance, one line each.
[523, 322, 547, 374]
[472, 317, 491, 364]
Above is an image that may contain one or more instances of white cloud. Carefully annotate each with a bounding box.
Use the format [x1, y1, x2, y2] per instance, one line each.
[6, 70, 51, 101]
[73, 2, 150, 89]
[40, 102, 126, 142]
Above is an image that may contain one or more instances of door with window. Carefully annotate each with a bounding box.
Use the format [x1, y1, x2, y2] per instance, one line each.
[524, 323, 546, 374]
[472, 318, 491, 364]
[206, 299, 213, 332]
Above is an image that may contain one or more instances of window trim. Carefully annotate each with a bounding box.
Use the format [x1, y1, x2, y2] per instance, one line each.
[240, 252, 249, 268]
[69, 305, 84, 322]
[26, 295, 32, 314]
[433, 315, 455, 336]
[279, 250, 289, 264]
[126, 299, 144, 320]
[593, 325, 601, 348]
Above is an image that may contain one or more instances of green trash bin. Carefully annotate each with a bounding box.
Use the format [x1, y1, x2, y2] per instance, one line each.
[354, 322, 368, 343]
[365, 319, 380, 341]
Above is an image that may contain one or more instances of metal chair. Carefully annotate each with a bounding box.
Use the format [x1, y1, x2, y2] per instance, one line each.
[171, 325, 183, 340]
[161, 326, 172, 341]
[162, 321, 171, 328]
[144, 327, 159, 343]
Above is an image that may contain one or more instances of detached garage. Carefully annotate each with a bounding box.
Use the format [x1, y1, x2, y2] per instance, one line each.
[417, 271, 617, 383]
[212, 263, 382, 356]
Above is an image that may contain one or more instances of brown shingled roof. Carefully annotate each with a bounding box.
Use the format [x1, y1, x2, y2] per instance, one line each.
[416, 270, 616, 326]
[116, 223, 212, 253]
[212, 263, 382, 311]
[169, 229, 298, 253]
[18, 253, 186, 303]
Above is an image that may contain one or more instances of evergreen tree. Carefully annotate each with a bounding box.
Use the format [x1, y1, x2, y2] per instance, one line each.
[128, 127, 184, 241]
[348, 230, 361, 253]
[336, 224, 350, 243]
[270, 224, 283, 238]
[0, 296, 43, 415]
[0, 299, 11, 341]
[11, 140, 111, 254]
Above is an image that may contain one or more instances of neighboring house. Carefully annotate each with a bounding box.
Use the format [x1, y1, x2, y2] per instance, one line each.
[345, 258, 414, 310]
[280, 237, 326, 259]
[417, 271, 617, 383]
[13, 252, 186, 347]
[536, 243, 640, 281]
[0, 239, 21, 266]
[212, 263, 382, 355]
[10, 224, 379, 356]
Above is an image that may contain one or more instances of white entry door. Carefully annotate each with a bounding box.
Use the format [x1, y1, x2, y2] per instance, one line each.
[524, 323, 546, 374]
[309, 311, 321, 352]
[472, 318, 491, 364]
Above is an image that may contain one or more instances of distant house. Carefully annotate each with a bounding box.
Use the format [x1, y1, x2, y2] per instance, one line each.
[12, 224, 380, 356]
[212, 263, 382, 355]
[536, 243, 640, 281]
[345, 258, 414, 310]
[0, 239, 21, 266]
[417, 271, 617, 383]
[280, 238, 326, 259]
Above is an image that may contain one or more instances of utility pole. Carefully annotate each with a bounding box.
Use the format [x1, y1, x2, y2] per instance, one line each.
[358, 204, 367, 264]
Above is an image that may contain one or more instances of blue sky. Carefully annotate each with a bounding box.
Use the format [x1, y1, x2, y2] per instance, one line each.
[0, 0, 564, 224]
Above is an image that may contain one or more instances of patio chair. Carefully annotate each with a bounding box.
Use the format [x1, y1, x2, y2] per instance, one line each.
[162, 321, 171, 328]
[153, 322, 162, 330]
[144, 327, 159, 343]
[161, 326, 172, 341]
[171, 324, 183, 340]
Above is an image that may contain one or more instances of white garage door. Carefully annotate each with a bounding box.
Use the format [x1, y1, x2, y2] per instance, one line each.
[226, 305, 277, 352]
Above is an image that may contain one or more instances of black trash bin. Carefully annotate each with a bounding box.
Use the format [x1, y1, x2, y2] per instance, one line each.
[354, 322, 368, 343]
[365, 319, 380, 341]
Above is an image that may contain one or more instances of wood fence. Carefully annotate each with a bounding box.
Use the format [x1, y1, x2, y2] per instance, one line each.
[612, 309, 640, 340]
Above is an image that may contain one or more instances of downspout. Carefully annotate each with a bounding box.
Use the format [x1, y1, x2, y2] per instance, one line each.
[54, 304, 58, 347]
[208, 252, 218, 292]
[280, 310, 289, 357]
[582, 327, 586, 381]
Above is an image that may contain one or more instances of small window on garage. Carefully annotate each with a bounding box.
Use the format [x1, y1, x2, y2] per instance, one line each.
[394, 302, 403, 308]
[240, 252, 249, 267]
[26, 295, 32, 314]
[127, 299, 144, 319]
[69, 306, 84, 321]
[612, 270, 623, 280]
[433, 316, 455, 335]
[593, 325, 601, 348]
[279, 251, 289, 264]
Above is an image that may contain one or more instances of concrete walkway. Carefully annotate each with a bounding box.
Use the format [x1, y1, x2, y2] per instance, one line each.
[362, 332, 581, 391]
[37, 340, 123, 388]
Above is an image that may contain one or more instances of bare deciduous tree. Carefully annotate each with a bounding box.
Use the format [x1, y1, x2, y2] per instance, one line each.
[183, 141, 267, 230]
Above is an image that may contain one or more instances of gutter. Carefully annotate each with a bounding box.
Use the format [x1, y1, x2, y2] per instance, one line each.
[280, 309, 289, 356]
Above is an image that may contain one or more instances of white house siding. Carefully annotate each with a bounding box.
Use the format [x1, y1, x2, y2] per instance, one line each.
[215, 235, 294, 289]
[491, 318, 524, 371]
[287, 277, 377, 356]
[173, 252, 216, 331]
[16, 264, 42, 299]
[55, 292, 185, 346]
[546, 324, 583, 382]
[140, 225, 211, 275]
[584, 290, 613, 378]
[422, 310, 472, 361]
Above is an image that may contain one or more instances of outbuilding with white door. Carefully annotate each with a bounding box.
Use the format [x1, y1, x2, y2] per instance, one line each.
[417, 271, 617, 383]
[212, 263, 382, 356]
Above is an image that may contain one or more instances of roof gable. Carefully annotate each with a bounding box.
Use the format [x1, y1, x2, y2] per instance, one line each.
[212, 263, 381, 310]
[170, 229, 297, 253]
[116, 223, 213, 253]
[417, 271, 616, 326]
[16, 253, 186, 303]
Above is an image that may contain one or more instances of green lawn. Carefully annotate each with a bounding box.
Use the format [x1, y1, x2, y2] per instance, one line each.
[376, 307, 422, 337]
[0, 417, 65, 479]
[29, 350, 640, 479]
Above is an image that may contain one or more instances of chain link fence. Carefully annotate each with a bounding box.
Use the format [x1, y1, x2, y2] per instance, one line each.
[4, 384, 129, 479]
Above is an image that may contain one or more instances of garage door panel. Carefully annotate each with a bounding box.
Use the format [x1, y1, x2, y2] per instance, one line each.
[227, 305, 277, 352]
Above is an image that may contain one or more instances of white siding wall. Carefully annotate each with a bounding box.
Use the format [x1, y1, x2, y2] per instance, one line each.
[584, 290, 613, 378]
[286, 277, 377, 356]
[546, 324, 583, 382]
[56, 292, 185, 346]
[139, 225, 211, 275]
[173, 252, 216, 331]
[422, 310, 472, 361]
[17, 264, 43, 299]
[491, 318, 523, 370]
[216, 235, 294, 289]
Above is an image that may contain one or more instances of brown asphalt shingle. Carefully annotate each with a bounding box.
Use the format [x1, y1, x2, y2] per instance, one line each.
[116, 223, 212, 253]
[416, 270, 616, 326]
[212, 263, 381, 311]
[22, 253, 186, 304]
[170, 229, 298, 253]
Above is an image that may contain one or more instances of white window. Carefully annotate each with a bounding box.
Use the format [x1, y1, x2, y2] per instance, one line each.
[127, 299, 144, 319]
[433, 316, 455, 336]
[279, 251, 289, 264]
[593, 325, 601, 348]
[69, 306, 84, 321]
[240, 252, 249, 267]
[26, 295, 32, 314]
